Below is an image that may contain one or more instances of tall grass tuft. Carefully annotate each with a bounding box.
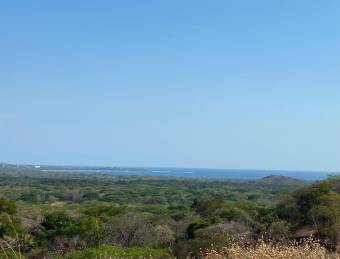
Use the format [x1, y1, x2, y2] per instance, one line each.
[0, 214, 23, 259]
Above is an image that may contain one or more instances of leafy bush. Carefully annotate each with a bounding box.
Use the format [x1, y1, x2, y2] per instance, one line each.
[42, 211, 80, 237]
[63, 245, 172, 259]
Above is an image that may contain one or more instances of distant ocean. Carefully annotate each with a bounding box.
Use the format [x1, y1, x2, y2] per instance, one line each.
[45, 167, 335, 180]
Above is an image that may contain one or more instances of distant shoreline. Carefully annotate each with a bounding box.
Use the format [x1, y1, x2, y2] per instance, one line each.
[2, 162, 336, 180]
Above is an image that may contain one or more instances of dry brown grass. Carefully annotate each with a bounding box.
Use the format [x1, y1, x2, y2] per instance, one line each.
[202, 240, 340, 259]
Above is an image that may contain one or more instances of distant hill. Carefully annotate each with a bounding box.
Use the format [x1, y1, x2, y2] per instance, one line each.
[258, 175, 309, 186]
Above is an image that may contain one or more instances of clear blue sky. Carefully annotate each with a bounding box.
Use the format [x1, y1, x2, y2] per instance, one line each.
[1, 1, 340, 171]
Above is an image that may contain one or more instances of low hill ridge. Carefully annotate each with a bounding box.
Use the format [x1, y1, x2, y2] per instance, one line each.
[259, 175, 308, 185]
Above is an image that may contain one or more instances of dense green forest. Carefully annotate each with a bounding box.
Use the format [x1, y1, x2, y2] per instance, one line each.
[0, 165, 339, 258]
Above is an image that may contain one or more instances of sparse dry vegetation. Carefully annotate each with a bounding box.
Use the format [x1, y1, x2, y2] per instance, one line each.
[203, 240, 339, 259]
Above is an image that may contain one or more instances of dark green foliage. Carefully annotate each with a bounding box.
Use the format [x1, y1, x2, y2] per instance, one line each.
[192, 196, 225, 218]
[276, 178, 340, 243]
[42, 211, 80, 237]
[187, 220, 209, 239]
[82, 204, 125, 218]
[293, 182, 332, 224]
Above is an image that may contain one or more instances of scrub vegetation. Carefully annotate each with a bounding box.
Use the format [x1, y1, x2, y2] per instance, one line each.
[0, 164, 339, 258]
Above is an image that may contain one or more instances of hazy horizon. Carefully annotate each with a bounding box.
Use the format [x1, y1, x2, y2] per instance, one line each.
[1, 160, 337, 174]
[2, 1, 340, 172]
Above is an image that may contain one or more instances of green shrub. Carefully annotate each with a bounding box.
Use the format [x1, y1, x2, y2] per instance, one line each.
[62, 245, 172, 259]
[0, 198, 16, 214]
